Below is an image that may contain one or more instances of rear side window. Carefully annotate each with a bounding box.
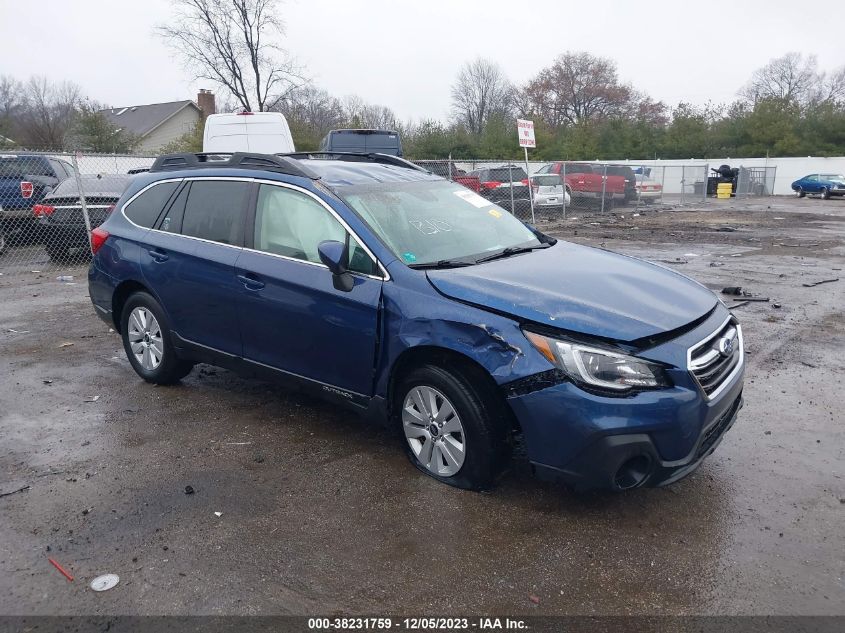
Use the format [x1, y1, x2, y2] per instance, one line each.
[180, 180, 249, 245]
[124, 181, 180, 228]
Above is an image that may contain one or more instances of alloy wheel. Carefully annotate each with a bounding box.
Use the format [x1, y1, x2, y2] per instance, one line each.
[127, 307, 164, 370]
[402, 385, 466, 477]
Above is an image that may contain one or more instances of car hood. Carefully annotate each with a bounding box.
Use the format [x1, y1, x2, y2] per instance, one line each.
[426, 242, 718, 342]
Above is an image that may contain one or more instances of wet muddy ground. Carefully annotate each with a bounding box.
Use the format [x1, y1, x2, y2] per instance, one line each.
[0, 196, 843, 616]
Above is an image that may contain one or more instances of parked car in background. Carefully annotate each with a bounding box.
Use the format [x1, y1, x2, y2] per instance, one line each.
[319, 129, 403, 156]
[467, 165, 531, 213]
[606, 165, 637, 202]
[530, 174, 571, 209]
[0, 153, 75, 242]
[414, 160, 481, 192]
[36, 174, 132, 262]
[791, 174, 845, 199]
[203, 112, 296, 154]
[634, 174, 663, 203]
[535, 162, 625, 204]
[88, 150, 744, 493]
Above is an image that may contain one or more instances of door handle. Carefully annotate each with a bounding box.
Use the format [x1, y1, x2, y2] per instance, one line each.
[237, 273, 265, 290]
[147, 248, 169, 263]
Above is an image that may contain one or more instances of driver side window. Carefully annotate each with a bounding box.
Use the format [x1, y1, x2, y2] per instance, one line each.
[254, 184, 378, 276]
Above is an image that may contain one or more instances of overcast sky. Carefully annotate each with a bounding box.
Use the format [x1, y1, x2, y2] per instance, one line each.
[2, 0, 843, 121]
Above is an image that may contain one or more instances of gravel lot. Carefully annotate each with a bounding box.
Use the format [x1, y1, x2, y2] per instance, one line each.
[0, 196, 843, 616]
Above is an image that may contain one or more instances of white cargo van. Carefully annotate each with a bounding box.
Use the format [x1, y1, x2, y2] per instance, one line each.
[202, 112, 295, 154]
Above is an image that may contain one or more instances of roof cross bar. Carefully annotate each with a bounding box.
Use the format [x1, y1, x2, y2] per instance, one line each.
[149, 152, 317, 179]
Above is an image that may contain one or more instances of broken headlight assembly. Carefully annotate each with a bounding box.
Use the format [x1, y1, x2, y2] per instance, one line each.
[523, 331, 671, 393]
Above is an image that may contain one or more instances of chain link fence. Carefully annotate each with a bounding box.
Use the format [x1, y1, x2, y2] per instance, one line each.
[736, 166, 777, 198]
[0, 152, 155, 276]
[411, 159, 712, 222]
[1, 151, 770, 279]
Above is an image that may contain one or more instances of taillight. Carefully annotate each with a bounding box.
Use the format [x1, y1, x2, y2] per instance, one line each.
[481, 181, 502, 189]
[237, 111, 254, 115]
[20, 181, 34, 198]
[90, 227, 110, 254]
[520, 178, 529, 186]
[33, 204, 55, 217]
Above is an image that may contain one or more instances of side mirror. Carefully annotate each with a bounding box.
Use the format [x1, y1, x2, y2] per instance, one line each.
[317, 240, 353, 292]
[318, 240, 347, 275]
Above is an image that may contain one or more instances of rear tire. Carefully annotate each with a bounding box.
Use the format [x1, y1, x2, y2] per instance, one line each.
[120, 291, 193, 385]
[395, 364, 510, 490]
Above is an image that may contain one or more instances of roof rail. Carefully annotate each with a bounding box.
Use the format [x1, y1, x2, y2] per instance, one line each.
[282, 152, 427, 172]
[149, 152, 317, 179]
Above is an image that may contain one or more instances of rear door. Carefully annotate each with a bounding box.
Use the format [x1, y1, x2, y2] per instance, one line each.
[140, 178, 250, 356]
[234, 182, 383, 397]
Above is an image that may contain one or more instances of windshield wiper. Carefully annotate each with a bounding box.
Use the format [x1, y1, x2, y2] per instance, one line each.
[408, 259, 475, 270]
[474, 243, 550, 264]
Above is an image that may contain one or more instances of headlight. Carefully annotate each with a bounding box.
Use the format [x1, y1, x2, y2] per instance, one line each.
[524, 331, 671, 392]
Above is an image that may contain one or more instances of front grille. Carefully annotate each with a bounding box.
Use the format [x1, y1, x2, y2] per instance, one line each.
[688, 317, 743, 399]
[696, 393, 742, 459]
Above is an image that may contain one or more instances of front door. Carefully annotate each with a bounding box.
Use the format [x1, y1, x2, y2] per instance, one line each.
[235, 182, 382, 397]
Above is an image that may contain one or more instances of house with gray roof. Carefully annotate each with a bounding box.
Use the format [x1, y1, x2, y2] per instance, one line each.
[100, 90, 216, 153]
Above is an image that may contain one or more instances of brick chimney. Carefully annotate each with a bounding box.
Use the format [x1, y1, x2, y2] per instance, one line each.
[197, 89, 216, 118]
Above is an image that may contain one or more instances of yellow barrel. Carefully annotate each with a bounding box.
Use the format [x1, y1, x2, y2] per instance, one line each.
[717, 183, 732, 199]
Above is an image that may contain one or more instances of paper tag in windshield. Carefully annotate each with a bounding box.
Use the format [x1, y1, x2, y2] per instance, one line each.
[452, 189, 489, 208]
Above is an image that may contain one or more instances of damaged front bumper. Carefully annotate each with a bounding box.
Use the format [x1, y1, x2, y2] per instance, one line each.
[503, 332, 745, 492]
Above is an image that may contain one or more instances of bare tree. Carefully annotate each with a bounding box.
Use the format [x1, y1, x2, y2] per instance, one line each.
[0, 75, 23, 143]
[341, 95, 398, 129]
[279, 85, 345, 133]
[816, 65, 845, 105]
[739, 53, 822, 106]
[16, 76, 81, 149]
[158, 0, 305, 112]
[522, 52, 634, 127]
[450, 58, 513, 135]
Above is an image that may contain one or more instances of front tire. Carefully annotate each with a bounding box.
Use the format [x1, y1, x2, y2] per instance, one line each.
[396, 364, 510, 490]
[796, 187, 805, 198]
[120, 291, 193, 384]
[821, 187, 831, 200]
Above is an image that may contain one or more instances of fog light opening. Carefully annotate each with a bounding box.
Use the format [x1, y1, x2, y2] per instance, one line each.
[614, 455, 652, 490]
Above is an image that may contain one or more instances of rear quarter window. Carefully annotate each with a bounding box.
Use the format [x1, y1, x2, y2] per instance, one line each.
[124, 181, 180, 228]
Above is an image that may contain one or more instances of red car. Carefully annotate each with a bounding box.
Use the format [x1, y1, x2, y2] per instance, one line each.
[535, 162, 625, 203]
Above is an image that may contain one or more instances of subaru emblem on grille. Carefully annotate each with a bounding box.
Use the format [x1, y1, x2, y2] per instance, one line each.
[717, 335, 735, 357]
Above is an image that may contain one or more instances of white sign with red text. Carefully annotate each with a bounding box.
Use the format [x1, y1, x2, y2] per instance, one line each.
[517, 118, 535, 148]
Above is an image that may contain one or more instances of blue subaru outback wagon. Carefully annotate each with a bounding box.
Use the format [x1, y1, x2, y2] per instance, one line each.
[88, 152, 744, 491]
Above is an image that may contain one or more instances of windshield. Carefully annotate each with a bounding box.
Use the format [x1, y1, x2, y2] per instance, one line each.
[338, 181, 541, 266]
